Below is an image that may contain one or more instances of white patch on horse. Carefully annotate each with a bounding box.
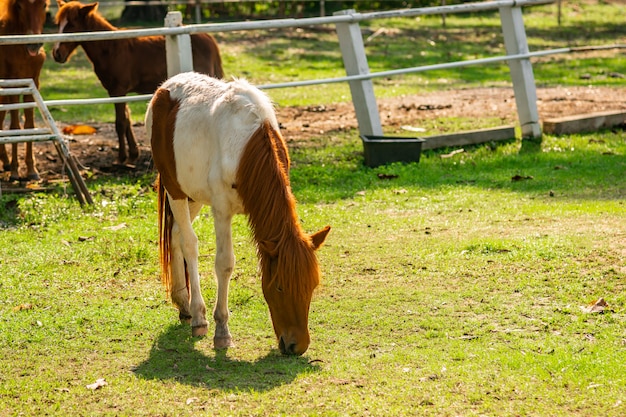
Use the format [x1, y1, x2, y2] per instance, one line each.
[53, 18, 67, 50]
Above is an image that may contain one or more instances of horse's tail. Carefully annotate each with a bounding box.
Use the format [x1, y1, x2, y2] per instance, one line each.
[156, 173, 173, 298]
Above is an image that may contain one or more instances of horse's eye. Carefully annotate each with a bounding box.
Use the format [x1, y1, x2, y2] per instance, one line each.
[277, 286, 283, 293]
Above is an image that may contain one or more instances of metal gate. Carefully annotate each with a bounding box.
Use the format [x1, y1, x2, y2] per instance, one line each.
[0, 78, 93, 205]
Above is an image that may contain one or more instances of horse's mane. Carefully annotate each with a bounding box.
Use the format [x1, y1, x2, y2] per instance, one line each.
[236, 121, 320, 299]
[55, 2, 115, 31]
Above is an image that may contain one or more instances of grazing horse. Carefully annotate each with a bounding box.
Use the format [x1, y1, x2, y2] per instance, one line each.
[146, 72, 330, 355]
[0, 0, 48, 181]
[52, 0, 223, 166]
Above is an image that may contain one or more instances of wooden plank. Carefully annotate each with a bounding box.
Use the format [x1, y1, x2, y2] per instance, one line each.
[421, 126, 516, 150]
[543, 110, 626, 135]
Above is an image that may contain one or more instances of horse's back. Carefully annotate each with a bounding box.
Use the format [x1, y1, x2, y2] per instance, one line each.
[148, 72, 277, 208]
[190, 33, 223, 79]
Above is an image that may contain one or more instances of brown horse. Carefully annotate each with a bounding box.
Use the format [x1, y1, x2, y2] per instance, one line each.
[0, 0, 48, 181]
[52, 0, 223, 166]
[146, 72, 330, 355]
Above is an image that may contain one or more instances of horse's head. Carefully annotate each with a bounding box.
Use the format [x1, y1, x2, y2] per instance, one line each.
[260, 226, 330, 355]
[52, 0, 97, 63]
[9, 0, 49, 56]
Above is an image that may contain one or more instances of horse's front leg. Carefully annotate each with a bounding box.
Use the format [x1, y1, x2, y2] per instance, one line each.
[168, 197, 208, 336]
[0, 109, 9, 172]
[22, 99, 40, 181]
[8, 107, 22, 181]
[212, 207, 236, 349]
[113, 102, 129, 165]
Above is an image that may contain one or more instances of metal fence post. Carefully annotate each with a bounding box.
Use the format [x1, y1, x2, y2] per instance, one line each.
[164, 11, 194, 77]
[499, 5, 542, 139]
[334, 9, 383, 137]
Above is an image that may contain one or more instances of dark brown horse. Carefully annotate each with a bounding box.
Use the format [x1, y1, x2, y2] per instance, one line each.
[0, 0, 49, 181]
[52, 0, 223, 166]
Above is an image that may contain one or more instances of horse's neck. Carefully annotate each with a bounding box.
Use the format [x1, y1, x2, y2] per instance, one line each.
[80, 17, 130, 71]
[89, 14, 117, 32]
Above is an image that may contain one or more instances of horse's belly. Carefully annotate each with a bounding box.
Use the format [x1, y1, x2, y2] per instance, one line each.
[187, 185, 244, 214]
[176, 158, 244, 214]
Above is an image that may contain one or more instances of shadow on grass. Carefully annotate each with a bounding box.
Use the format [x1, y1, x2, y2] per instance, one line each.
[133, 323, 320, 391]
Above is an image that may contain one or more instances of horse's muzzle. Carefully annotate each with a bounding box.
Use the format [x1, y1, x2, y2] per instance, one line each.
[26, 43, 43, 56]
[279, 335, 308, 356]
[52, 48, 67, 64]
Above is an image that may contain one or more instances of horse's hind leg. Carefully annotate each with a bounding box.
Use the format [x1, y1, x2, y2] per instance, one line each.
[169, 222, 192, 323]
[124, 109, 140, 165]
[114, 102, 140, 166]
[22, 101, 40, 181]
[168, 197, 208, 336]
[113, 102, 129, 165]
[211, 207, 235, 349]
[169, 200, 204, 323]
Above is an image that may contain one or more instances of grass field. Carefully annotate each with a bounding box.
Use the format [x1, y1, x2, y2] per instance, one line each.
[1, 1, 625, 416]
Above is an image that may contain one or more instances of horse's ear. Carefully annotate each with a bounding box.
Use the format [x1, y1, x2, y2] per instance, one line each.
[311, 226, 331, 250]
[258, 240, 279, 258]
[83, 2, 99, 13]
[57, 0, 66, 7]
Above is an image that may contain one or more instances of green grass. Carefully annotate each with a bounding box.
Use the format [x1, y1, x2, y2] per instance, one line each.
[1, 128, 625, 416]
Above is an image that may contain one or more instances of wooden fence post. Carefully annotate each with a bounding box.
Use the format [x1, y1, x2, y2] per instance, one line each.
[164, 11, 194, 78]
[499, 5, 542, 139]
[334, 9, 383, 137]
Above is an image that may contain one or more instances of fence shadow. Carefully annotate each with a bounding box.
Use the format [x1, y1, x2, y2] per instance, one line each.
[133, 323, 320, 391]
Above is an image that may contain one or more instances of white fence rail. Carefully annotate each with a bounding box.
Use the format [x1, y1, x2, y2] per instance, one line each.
[2, 0, 562, 139]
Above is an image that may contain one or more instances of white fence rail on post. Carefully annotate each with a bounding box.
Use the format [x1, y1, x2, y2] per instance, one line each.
[499, 5, 541, 139]
[334, 9, 382, 137]
[9, 0, 618, 150]
[164, 11, 194, 77]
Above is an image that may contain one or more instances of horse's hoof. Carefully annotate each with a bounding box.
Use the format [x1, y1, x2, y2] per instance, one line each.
[2, 164, 10, 172]
[178, 311, 192, 324]
[27, 173, 40, 181]
[213, 336, 235, 349]
[126, 153, 140, 166]
[9, 174, 20, 182]
[191, 324, 208, 337]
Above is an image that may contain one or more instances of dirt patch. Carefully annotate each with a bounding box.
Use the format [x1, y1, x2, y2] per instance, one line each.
[2, 85, 625, 185]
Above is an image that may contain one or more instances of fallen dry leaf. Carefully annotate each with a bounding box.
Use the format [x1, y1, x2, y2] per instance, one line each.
[580, 297, 610, 314]
[62, 124, 97, 135]
[86, 378, 107, 390]
[13, 303, 33, 312]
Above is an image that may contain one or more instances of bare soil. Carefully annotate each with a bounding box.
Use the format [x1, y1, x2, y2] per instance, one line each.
[2, 85, 625, 186]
